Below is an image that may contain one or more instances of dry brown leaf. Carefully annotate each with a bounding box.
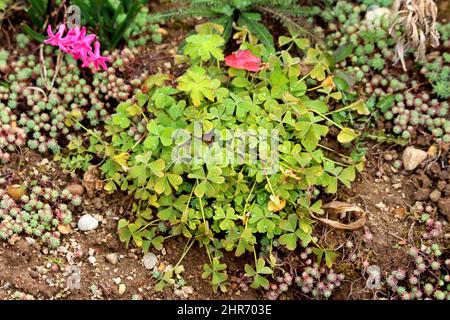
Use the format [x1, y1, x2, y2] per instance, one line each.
[390, 0, 440, 70]
[311, 201, 366, 230]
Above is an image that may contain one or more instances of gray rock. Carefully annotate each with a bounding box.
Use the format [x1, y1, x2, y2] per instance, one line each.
[402, 147, 427, 171]
[142, 252, 158, 270]
[106, 253, 119, 265]
[77, 214, 99, 231]
[429, 189, 442, 202]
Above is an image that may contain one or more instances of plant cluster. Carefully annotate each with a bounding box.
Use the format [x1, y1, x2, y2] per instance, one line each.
[0, 103, 26, 162]
[58, 24, 366, 292]
[421, 51, 450, 100]
[315, 1, 450, 143]
[23, 0, 160, 50]
[385, 215, 449, 300]
[0, 34, 152, 158]
[381, 92, 450, 141]
[295, 264, 344, 299]
[125, 6, 164, 48]
[149, 0, 321, 52]
[0, 179, 81, 248]
[261, 246, 343, 300]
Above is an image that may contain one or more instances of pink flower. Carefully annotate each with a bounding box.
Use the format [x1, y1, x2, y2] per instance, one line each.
[82, 41, 111, 71]
[44, 24, 66, 47]
[44, 23, 110, 72]
[63, 27, 96, 61]
[225, 50, 261, 72]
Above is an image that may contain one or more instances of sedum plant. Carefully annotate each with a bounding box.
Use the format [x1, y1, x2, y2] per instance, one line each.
[0, 177, 81, 248]
[0, 33, 154, 157]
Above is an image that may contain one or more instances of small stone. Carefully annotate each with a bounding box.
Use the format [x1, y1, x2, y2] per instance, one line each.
[66, 183, 84, 196]
[437, 198, 450, 220]
[118, 283, 126, 295]
[383, 153, 393, 161]
[182, 286, 193, 295]
[29, 270, 39, 278]
[142, 252, 158, 270]
[427, 145, 438, 157]
[77, 214, 99, 231]
[25, 237, 35, 245]
[375, 202, 387, 211]
[36, 266, 47, 275]
[88, 256, 97, 265]
[392, 183, 402, 190]
[106, 253, 119, 265]
[429, 189, 442, 202]
[402, 147, 427, 171]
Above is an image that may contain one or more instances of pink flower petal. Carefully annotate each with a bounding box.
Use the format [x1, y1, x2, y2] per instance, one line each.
[225, 50, 261, 72]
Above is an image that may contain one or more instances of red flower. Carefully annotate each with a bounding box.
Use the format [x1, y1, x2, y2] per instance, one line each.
[225, 50, 261, 72]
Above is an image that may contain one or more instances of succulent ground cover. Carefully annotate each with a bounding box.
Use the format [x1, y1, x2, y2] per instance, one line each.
[0, 0, 448, 300]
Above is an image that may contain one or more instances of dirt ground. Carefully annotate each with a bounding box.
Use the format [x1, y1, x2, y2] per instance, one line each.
[0, 0, 449, 301]
[1, 140, 447, 300]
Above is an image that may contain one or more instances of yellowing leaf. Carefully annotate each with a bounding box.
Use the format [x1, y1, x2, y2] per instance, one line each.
[113, 152, 130, 171]
[337, 127, 358, 144]
[322, 76, 335, 89]
[348, 99, 370, 115]
[268, 195, 286, 212]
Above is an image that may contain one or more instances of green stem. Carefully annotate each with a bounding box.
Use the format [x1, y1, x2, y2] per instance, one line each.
[324, 104, 353, 115]
[252, 244, 258, 266]
[70, 116, 107, 147]
[318, 144, 352, 160]
[242, 180, 256, 221]
[174, 237, 195, 268]
[205, 242, 213, 265]
[137, 219, 161, 233]
[307, 108, 343, 129]
[264, 174, 277, 198]
[299, 70, 312, 82]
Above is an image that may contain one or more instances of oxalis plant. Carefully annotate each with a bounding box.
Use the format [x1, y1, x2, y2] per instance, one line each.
[61, 23, 368, 293]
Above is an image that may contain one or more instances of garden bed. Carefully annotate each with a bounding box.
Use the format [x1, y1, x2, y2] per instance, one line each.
[0, 0, 449, 300]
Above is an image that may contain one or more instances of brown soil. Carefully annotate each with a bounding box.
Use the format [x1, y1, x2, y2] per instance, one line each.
[1, 0, 449, 301]
[1, 141, 447, 300]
